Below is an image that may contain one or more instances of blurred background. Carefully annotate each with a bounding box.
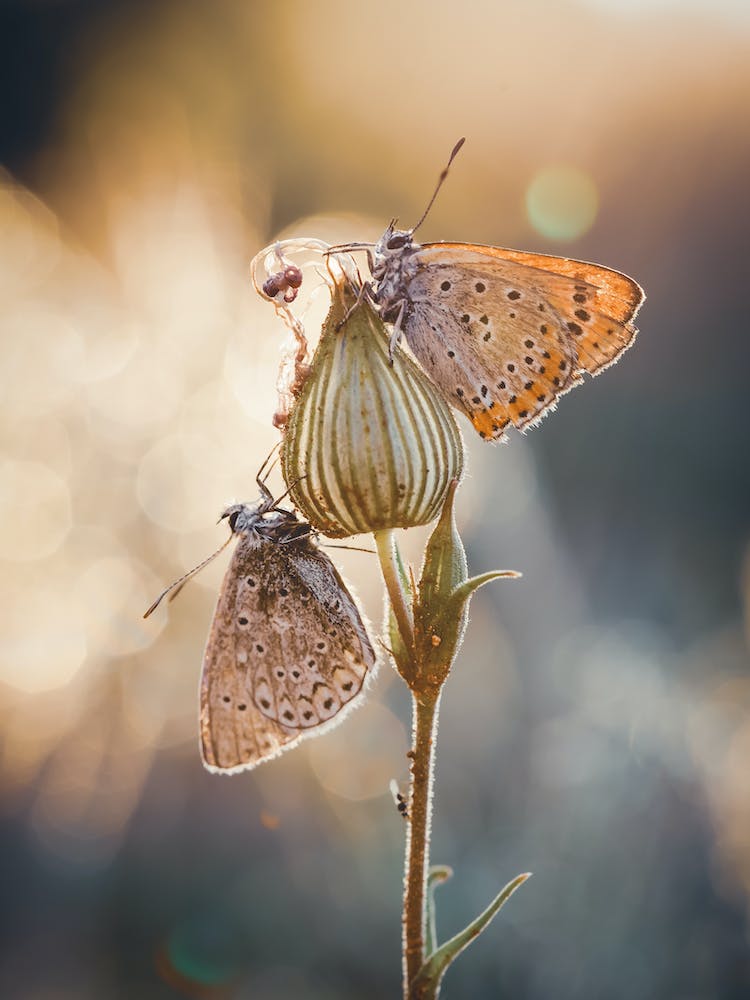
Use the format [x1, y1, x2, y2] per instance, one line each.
[1, 1, 749, 997]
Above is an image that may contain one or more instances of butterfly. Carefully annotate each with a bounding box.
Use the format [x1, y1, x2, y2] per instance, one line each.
[145, 464, 375, 774]
[331, 139, 645, 441]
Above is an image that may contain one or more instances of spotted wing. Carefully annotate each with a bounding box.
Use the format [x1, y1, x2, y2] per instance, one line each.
[462, 244, 645, 375]
[200, 535, 374, 774]
[401, 242, 644, 440]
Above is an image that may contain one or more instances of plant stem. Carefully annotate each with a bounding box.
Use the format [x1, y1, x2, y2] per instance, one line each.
[373, 528, 445, 996]
[374, 528, 414, 653]
[404, 688, 441, 998]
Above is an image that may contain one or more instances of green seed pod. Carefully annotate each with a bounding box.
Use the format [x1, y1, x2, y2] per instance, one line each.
[282, 280, 464, 538]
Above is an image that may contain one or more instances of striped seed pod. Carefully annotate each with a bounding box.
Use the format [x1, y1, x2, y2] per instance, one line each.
[282, 279, 464, 538]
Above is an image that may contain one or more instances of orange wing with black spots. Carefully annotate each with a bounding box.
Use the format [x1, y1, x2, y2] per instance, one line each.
[399, 242, 644, 440]
[454, 244, 644, 375]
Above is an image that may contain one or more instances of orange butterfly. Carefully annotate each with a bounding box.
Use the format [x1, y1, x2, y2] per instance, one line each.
[333, 139, 645, 441]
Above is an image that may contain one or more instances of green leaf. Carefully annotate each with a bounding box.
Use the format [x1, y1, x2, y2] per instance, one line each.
[414, 480, 469, 685]
[417, 569, 521, 686]
[411, 872, 531, 998]
[446, 569, 521, 615]
[412, 483, 522, 687]
[425, 866, 453, 956]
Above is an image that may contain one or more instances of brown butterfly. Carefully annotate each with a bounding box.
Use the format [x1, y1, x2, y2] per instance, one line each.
[332, 139, 645, 441]
[145, 464, 375, 774]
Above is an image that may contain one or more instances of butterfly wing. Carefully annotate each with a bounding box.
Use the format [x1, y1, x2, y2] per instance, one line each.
[443, 244, 645, 374]
[400, 243, 644, 440]
[200, 535, 374, 773]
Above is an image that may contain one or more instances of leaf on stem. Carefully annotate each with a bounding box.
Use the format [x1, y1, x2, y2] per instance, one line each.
[437, 569, 521, 645]
[425, 865, 453, 956]
[411, 872, 532, 997]
[414, 480, 520, 685]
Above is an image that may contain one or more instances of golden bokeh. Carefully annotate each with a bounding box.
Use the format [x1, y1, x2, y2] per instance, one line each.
[525, 166, 599, 241]
[1, 0, 748, 995]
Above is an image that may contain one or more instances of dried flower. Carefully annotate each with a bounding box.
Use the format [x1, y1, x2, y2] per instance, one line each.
[282, 278, 464, 538]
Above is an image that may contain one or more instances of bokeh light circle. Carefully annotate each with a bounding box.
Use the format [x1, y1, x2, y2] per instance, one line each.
[75, 555, 166, 658]
[306, 700, 407, 801]
[164, 912, 245, 988]
[0, 459, 72, 561]
[525, 165, 599, 241]
[1, 584, 87, 693]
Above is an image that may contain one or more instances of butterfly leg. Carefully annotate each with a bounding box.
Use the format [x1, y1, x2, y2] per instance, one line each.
[255, 443, 282, 501]
[271, 474, 308, 513]
[269, 520, 313, 544]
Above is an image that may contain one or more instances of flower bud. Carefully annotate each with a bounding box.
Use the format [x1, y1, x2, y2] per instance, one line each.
[282, 280, 464, 538]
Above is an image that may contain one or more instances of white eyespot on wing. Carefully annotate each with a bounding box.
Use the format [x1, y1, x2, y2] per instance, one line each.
[332, 661, 367, 703]
[249, 543, 374, 728]
[200, 537, 304, 774]
[290, 548, 376, 680]
[200, 531, 376, 773]
[311, 682, 341, 721]
[295, 695, 318, 728]
[252, 668, 276, 719]
[275, 692, 301, 727]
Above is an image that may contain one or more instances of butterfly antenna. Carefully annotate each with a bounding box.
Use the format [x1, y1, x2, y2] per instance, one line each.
[143, 534, 234, 618]
[409, 136, 466, 236]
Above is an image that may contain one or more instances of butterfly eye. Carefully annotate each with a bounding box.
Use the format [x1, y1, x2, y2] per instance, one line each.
[386, 234, 408, 250]
[227, 511, 240, 531]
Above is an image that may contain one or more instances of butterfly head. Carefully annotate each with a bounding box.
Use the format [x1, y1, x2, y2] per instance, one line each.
[220, 500, 311, 547]
[221, 489, 284, 533]
[219, 502, 263, 535]
[371, 221, 415, 279]
[372, 136, 466, 278]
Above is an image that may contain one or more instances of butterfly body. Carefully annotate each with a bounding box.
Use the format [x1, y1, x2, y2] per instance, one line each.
[363, 221, 644, 441]
[200, 496, 375, 774]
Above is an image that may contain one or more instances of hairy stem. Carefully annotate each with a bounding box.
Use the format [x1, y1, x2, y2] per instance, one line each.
[374, 528, 414, 654]
[374, 528, 445, 996]
[404, 689, 441, 997]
